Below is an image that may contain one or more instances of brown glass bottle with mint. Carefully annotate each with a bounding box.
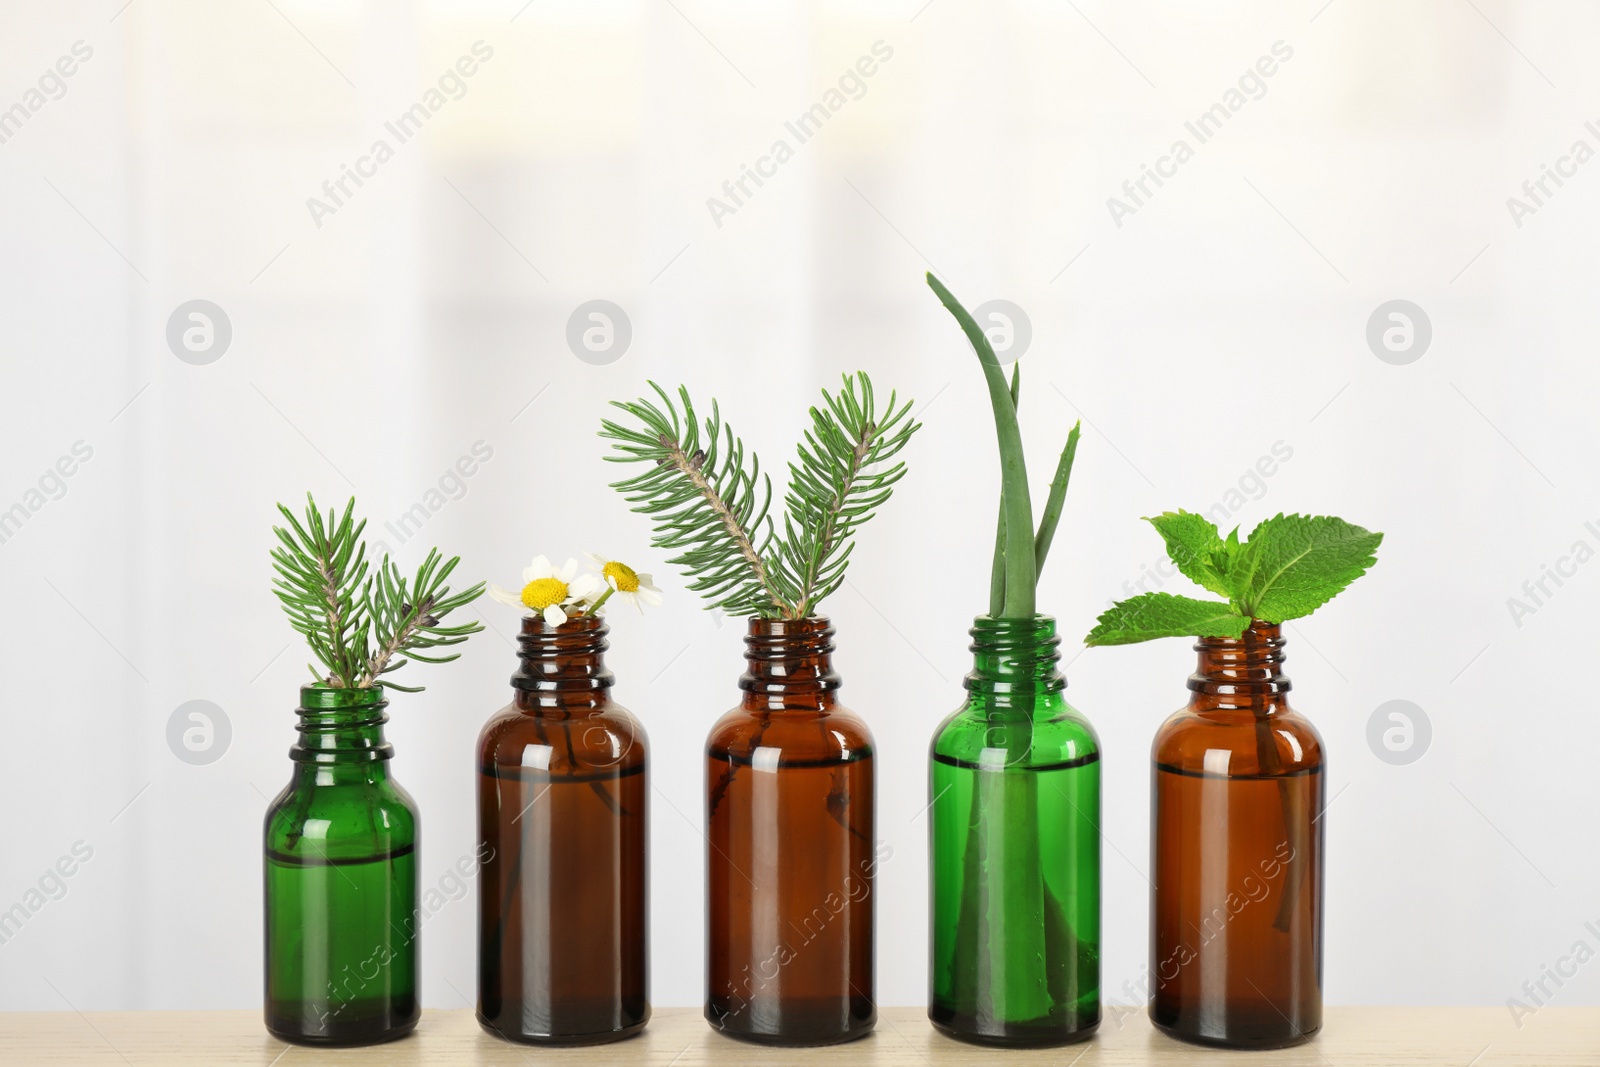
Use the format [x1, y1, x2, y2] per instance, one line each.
[1149, 621, 1323, 1048]
[477, 614, 649, 1045]
[705, 616, 879, 1045]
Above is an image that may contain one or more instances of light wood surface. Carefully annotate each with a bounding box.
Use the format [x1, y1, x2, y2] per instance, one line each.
[1, 1006, 1595, 1065]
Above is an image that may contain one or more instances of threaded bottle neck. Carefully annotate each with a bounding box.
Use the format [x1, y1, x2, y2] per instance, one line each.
[1189, 620, 1291, 713]
[964, 614, 1065, 713]
[739, 615, 840, 710]
[512, 613, 613, 711]
[292, 684, 392, 765]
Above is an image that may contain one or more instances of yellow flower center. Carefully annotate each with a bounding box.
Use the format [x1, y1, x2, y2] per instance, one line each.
[521, 577, 569, 610]
[602, 561, 640, 592]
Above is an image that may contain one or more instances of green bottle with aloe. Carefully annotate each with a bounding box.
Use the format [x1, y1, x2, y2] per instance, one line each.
[924, 275, 1100, 1047]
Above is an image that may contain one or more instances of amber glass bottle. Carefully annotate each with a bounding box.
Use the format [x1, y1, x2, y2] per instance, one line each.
[705, 616, 877, 1045]
[477, 614, 649, 1045]
[1149, 621, 1323, 1049]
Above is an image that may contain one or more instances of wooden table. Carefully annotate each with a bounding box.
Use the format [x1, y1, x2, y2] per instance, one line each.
[2, 1006, 1595, 1064]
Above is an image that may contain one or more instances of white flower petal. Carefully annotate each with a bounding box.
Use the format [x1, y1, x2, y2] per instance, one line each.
[488, 583, 525, 608]
[524, 555, 554, 582]
[568, 574, 602, 600]
[638, 587, 664, 607]
[556, 557, 580, 582]
[583, 551, 606, 569]
[543, 603, 568, 627]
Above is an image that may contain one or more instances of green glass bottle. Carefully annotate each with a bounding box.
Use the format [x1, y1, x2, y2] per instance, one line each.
[928, 615, 1101, 1046]
[264, 684, 419, 1045]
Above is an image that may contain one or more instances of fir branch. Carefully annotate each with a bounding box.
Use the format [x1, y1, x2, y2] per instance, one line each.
[775, 372, 921, 618]
[601, 383, 789, 617]
[601, 376, 919, 619]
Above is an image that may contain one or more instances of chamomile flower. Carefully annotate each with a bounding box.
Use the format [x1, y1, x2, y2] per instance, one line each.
[584, 552, 664, 614]
[488, 555, 601, 627]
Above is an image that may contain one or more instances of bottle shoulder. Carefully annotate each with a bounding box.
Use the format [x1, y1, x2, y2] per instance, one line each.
[931, 695, 1099, 766]
[1152, 703, 1322, 777]
[478, 700, 648, 772]
[263, 770, 418, 856]
[707, 703, 874, 762]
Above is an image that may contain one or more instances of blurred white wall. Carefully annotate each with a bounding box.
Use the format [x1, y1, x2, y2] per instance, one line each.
[0, 0, 1594, 1015]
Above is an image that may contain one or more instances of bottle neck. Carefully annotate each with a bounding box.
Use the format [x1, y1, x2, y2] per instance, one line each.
[1189, 620, 1291, 716]
[512, 614, 613, 713]
[964, 614, 1065, 717]
[740, 616, 840, 712]
[291, 685, 392, 779]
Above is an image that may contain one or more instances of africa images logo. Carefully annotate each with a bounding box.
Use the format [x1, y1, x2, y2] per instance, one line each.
[705, 41, 895, 228]
[305, 42, 495, 228]
[1105, 41, 1294, 227]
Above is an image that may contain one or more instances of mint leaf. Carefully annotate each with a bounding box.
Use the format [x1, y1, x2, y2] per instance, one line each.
[1236, 513, 1383, 623]
[1223, 525, 1243, 570]
[1085, 592, 1250, 647]
[1146, 511, 1231, 597]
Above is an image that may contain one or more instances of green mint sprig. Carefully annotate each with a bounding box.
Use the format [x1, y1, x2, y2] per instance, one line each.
[1086, 511, 1382, 646]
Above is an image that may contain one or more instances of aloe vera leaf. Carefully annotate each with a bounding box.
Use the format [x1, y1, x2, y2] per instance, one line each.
[1033, 421, 1081, 577]
[988, 367, 1023, 616]
[927, 273, 1035, 617]
[978, 764, 1051, 1022]
[951, 775, 983, 1016]
[989, 510, 1008, 618]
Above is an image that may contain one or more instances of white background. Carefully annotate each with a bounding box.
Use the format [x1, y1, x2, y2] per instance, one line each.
[0, 0, 1590, 1019]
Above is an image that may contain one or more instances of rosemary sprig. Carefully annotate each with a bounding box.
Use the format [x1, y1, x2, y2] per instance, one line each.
[270, 496, 370, 687]
[271, 493, 484, 690]
[358, 550, 485, 691]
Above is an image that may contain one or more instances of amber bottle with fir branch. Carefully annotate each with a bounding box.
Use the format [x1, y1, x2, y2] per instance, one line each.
[1086, 510, 1380, 1049]
[602, 372, 919, 1044]
[704, 615, 880, 1044]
